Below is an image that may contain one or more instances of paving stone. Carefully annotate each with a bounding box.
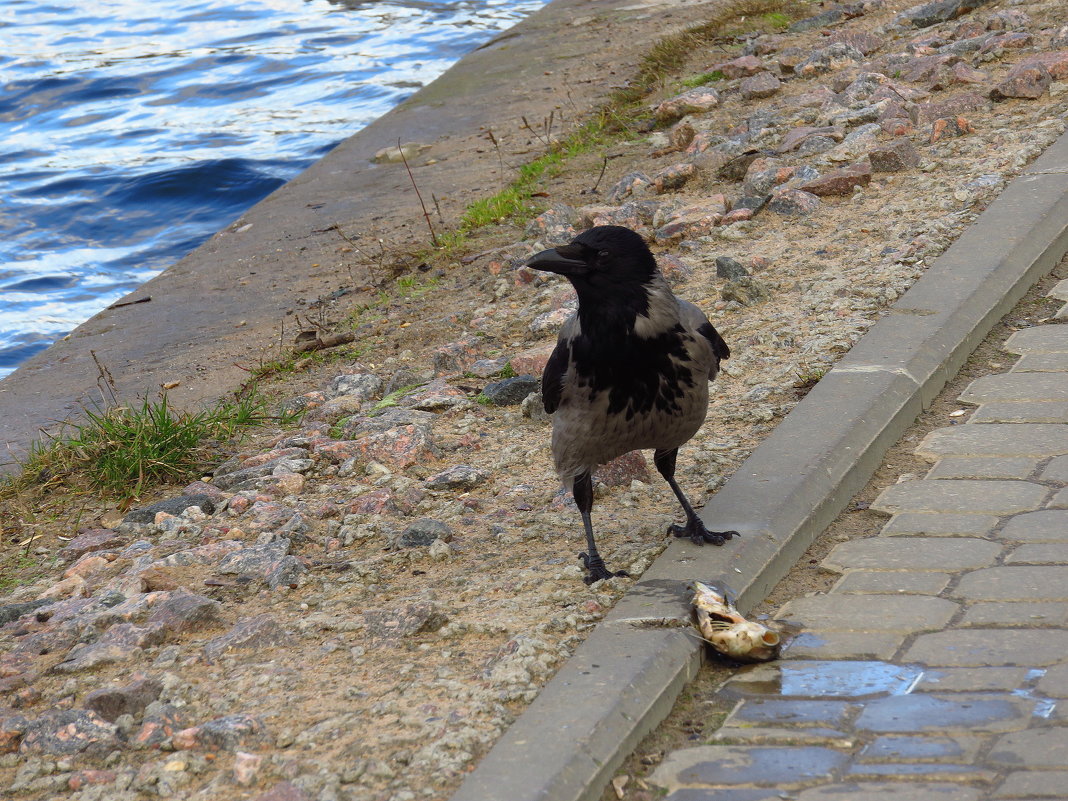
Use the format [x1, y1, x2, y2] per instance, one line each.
[1006, 544, 1068, 564]
[846, 763, 997, 782]
[871, 480, 1047, 515]
[915, 667, 1033, 692]
[724, 660, 923, 700]
[1036, 663, 1068, 697]
[882, 513, 998, 537]
[961, 374, 1068, 403]
[708, 727, 855, 748]
[989, 728, 1068, 767]
[971, 401, 1068, 423]
[783, 631, 905, 660]
[955, 566, 1068, 600]
[1013, 353, 1068, 372]
[994, 770, 1068, 798]
[795, 784, 980, 801]
[725, 699, 854, 728]
[853, 694, 1032, 733]
[1049, 280, 1068, 301]
[906, 629, 1068, 666]
[1000, 510, 1068, 541]
[832, 571, 951, 595]
[649, 745, 850, 791]
[927, 457, 1038, 480]
[823, 538, 1000, 572]
[859, 734, 982, 763]
[1045, 487, 1068, 508]
[778, 595, 957, 632]
[959, 601, 1068, 627]
[1039, 456, 1068, 483]
[918, 425, 1068, 458]
[1004, 326, 1068, 354]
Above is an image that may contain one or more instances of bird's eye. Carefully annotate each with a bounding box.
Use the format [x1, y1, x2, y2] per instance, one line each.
[598, 250, 609, 259]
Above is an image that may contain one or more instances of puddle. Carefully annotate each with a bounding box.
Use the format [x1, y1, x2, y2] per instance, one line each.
[728, 660, 925, 700]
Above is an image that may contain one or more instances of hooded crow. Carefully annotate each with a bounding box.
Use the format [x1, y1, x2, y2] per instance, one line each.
[527, 225, 738, 584]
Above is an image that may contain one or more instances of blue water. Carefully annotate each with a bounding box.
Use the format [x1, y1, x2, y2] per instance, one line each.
[0, 0, 545, 378]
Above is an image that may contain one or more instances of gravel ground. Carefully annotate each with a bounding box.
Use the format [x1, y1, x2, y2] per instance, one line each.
[1, 0, 1067, 799]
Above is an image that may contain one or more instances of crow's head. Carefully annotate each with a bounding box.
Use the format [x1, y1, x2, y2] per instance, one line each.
[526, 226, 658, 291]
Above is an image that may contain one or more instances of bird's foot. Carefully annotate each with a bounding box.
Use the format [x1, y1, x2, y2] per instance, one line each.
[579, 552, 630, 585]
[670, 519, 739, 547]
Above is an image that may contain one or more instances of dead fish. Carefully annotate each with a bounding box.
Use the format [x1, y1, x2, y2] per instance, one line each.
[691, 581, 780, 662]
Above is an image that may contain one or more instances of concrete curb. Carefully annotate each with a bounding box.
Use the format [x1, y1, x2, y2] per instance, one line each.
[449, 133, 1068, 801]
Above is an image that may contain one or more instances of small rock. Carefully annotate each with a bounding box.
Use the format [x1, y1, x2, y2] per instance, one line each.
[796, 43, 864, 77]
[595, 452, 651, 487]
[0, 599, 51, 626]
[174, 713, 269, 751]
[721, 277, 772, 306]
[740, 72, 781, 100]
[372, 142, 429, 164]
[798, 162, 872, 196]
[398, 518, 452, 548]
[992, 62, 1051, 99]
[328, 373, 383, 401]
[929, 115, 974, 142]
[654, 87, 719, 123]
[146, 590, 222, 634]
[364, 603, 448, 642]
[20, 710, 118, 756]
[203, 615, 296, 662]
[869, 139, 922, 171]
[428, 538, 453, 561]
[715, 256, 750, 280]
[482, 375, 540, 406]
[895, 0, 991, 30]
[57, 530, 126, 563]
[605, 171, 653, 202]
[432, 336, 484, 376]
[84, 676, 163, 722]
[524, 204, 577, 246]
[253, 782, 311, 801]
[652, 163, 698, 194]
[124, 495, 216, 525]
[828, 30, 885, 55]
[521, 392, 550, 422]
[766, 188, 822, 216]
[0, 714, 28, 753]
[132, 704, 185, 748]
[716, 54, 765, 79]
[67, 769, 117, 791]
[425, 465, 488, 491]
[468, 358, 508, 378]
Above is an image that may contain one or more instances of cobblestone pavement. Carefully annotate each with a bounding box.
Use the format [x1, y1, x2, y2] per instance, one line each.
[648, 271, 1068, 799]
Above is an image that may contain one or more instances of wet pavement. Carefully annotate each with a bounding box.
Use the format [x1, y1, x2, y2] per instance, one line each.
[648, 270, 1068, 799]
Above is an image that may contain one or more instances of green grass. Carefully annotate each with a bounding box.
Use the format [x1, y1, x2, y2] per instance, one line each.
[762, 11, 792, 29]
[2, 391, 297, 502]
[0, 553, 38, 593]
[681, 70, 725, 88]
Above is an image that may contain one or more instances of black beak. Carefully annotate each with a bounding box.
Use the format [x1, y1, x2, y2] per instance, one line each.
[526, 244, 587, 276]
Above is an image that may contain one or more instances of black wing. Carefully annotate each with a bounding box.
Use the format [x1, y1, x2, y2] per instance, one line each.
[698, 320, 730, 362]
[541, 340, 569, 414]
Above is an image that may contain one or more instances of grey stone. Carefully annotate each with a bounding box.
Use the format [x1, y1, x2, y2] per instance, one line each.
[1013, 353, 1068, 371]
[649, 745, 850, 792]
[824, 538, 1000, 572]
[994, 770, 1068, 798]
[0, 599, 50, 625]
[1039, 455, 1068, 483]
[971, 401, 1068, 423]
[397, 518, 452, 547]
[425, 465, 488, 491]
[482, 375, 540, 406]
[860, 734, 981, 763]
[721, 277, 771, 306]
[1046, 486, 1068, 508]
[959, 601, 1068, 627]
[778, 595, 958, 632]
[905, 629, 1068, 666]
[962, 373, 1068, 403]
[328, 373, 383, 401]
[783, 631, 905, 660]
[896, 0, 994, 29]
[989, 728, 1068, 767]
[955, 566, 1068, 600]
[927, 457, 1037, 480]
[832, 571, 951, 595]
[872, 480, 1047, 515]
[1000, 510, 1068, 541]
[882, 513, 998, 537]
[124, 494, 216, 524]
[1006, 544, 1068, 564]
[203, 615, 294, 661]
[725, 699, 854, 728]
[916, 667, 1032, 692]
[715, 256, 749, 280]
[918, 424, 1068, 458]
[796, 785, 979, 801]
[1036, 663, 1068, 697]
[846, 764, 996, 782]
[1004, 326, 1068, 354]
[854, 694, 1031, 733]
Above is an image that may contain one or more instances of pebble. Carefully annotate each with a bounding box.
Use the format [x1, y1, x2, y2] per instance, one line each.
[397, 518, 452, 548]
[481, 375, 540, 406]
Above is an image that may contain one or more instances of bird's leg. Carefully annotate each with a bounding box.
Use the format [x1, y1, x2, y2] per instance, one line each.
[572, 471, 629, 584]
[653, 448, 739, 546]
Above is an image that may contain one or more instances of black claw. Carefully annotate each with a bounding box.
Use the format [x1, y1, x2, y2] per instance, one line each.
[669, 521, 739, 547]
[579, 552, 630, 585]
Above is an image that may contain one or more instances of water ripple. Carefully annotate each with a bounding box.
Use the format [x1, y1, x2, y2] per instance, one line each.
[0, 0, 544, 377]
